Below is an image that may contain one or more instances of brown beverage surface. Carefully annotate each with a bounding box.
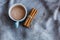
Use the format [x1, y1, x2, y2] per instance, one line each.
[11, 5, 25, 20]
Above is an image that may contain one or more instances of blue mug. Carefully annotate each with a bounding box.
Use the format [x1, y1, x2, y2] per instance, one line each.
[8, 3, 27, 28]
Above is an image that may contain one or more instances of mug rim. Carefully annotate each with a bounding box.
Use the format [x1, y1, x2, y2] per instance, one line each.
[9, 3, 27, 22]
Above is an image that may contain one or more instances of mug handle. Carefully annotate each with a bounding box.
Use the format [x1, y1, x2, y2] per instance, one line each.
[15, 21, 20, 28]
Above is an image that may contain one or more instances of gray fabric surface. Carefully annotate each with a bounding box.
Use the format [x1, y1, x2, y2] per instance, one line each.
[0, 0, 60, 40]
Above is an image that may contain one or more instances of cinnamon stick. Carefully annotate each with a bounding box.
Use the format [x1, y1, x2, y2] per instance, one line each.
[24, 8, 37, 28]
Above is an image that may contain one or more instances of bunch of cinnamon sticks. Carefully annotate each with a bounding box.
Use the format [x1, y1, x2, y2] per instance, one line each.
[23, 8, 37, 28]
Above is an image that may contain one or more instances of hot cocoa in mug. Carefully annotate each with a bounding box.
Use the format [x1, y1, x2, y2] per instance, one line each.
[9, 3, 27, 22]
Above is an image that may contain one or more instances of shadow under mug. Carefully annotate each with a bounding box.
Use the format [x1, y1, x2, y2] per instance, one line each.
[8, 3, 27, 28]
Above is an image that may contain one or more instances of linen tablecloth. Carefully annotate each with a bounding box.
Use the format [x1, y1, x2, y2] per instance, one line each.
[0, 0, 60, 40]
